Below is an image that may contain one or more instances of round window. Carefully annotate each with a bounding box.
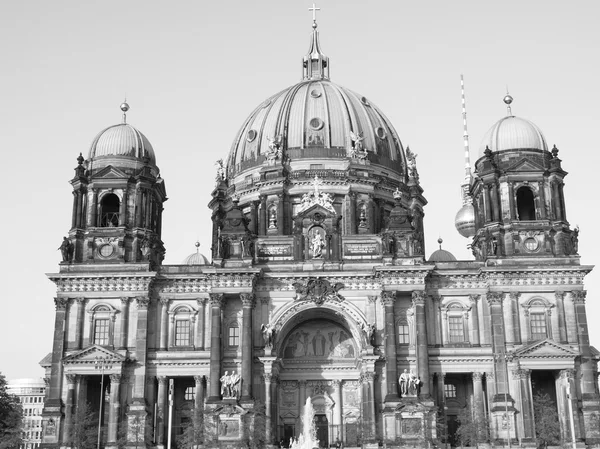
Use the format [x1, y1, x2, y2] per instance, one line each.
[361, 96, 370, 105]
[375, 127, 386, 139]
[246, 129, 257, 142]
[310, 89, 322, 98]
[309, 117, 324, 130]
[524, 238, 539, 252]
[99, 244, 114, 258]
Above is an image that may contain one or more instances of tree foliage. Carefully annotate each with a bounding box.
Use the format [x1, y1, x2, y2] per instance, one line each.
[533, 392, 561, 449]
[455, 403, 490, 449]
[68, 403, 97, 449]
[176, 408, 205, 449]
[0, 373, 23, 449]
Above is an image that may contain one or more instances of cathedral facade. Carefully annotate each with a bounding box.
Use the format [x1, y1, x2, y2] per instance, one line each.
[41, 17, 599, 449]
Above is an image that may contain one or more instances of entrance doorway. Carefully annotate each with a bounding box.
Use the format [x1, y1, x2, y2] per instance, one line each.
[315, 414, 329, 448]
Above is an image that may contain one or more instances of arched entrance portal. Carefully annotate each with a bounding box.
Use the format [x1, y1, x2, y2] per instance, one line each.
[274, 305, 367, 448]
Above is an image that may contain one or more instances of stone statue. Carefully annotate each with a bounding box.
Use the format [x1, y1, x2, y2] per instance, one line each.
[215, 159, 226, 183]
[350, 131, 368, 159]
[363, 322, 376, 346]
[399, 369, 410, 396]
[268, 208, 277, 229]
[220, 371, 240, 398]
[266, 135, 282, 163]
[408, 370, 418, 395]
[58, 237, 74, 263]
[261, 323, 275, 348]
[406, 146, 419, 179]
[311, 231, 325, 258]
[220, 371, 230, 396]
[571, 226, 579, 254]
[229, 371, 240, 398]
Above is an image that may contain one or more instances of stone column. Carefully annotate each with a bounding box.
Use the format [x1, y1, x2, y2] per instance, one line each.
[74, 298, 86, 349]
[132, 297, 150, 402]
[349, 193, 357, 234]
[366, 296, 377, 329]
[107, 374, 121, 444]
[332, 380, 343, 437]
[159, 298, 169, 350]
[208, 294, 225, 401]
[472, 372, 485, 416]
[513, 368, 534, 440]
[259, 196, 267, 236]
[490, 183, 500, 222]
[469, 295, 481, 346]
[196, 298, 206, 350]
[264, 374, 273, 443]
[298, 380, 307, 410]
[361, 372, 377, 440]
[484, 185, 493, 222]
[433, 296, 443, 346]
[120, 297, 130, 349]
[46, 298, 69, 411]
[156, 376, 167, 446]
[277, 194, 285, 235]
[503, 292, 517, 344]
[555, 291, 567, 343]
[487, 293, 509, 395]
[381, 292, 399, 401]
[135, 187, 143, 227]
[193, 375, 204, 444]
[63, 374, 77, 444]
[436, 372, 445, 408]
[240, 293, 255, 400]
[571, 291, 597, 398]
[119, 189, 127, 226]
[412, 291, 430, 396]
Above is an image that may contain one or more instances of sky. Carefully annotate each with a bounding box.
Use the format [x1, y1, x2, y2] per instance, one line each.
[1, 0, 599, 380]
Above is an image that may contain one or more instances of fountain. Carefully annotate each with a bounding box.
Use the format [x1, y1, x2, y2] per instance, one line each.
[289, 397, 319, 449]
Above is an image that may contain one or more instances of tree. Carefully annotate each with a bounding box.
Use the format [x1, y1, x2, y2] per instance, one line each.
[117, 414, 152, 449]
[533, 392, 560, 449]
[241, 401, 268, 449]
[176, 408, 204, 449]
[0, 373, 23, 449]
[68, 403, 97, 449]
[455, 403, 490, 449]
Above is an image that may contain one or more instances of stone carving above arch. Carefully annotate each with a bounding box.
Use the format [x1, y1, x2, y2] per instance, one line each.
[292, 277, 345, 305]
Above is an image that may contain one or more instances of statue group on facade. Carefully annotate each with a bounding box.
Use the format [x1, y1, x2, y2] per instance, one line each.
[220, 371, 241, 399]
[399, 369, 421, 397]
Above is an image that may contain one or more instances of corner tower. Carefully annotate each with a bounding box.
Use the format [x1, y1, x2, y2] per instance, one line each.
[470, 95, 576, 260]
[66, 103, 167, 268]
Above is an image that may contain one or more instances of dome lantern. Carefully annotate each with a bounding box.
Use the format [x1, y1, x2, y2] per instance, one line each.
[302, 4, 329, 81]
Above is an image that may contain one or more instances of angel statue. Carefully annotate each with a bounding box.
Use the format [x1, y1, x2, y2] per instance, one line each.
[265, 135, 282, 163]
[405, 147, 419, 179]
[350, 131, 368, 159]
[215, 159, 226, 182]
[261, 323, 275, 348]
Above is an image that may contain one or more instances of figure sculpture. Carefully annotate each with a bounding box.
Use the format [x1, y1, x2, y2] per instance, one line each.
[261, 323, 275, 348]
[58, 237, 74, 263]
[311, 232, 325, 258]
[350, 131, 368, 159]
[399, 369, 410, 396]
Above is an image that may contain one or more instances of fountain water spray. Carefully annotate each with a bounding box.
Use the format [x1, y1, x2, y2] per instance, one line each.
[289, 397, 319, 449]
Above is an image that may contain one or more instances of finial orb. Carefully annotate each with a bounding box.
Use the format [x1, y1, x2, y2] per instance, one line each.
[503, 94, 513, 105]
[437, 237, 443, 245]
[195, 241, 200, 249]
[120, 102, 130, 112]
[312, 21, 317, 29]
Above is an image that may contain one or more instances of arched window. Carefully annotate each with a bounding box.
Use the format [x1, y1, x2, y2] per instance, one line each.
[100, 193, 120, 227]
[89, 304, 116, 346]
[516, 187, 535, 221]
[442, 301, 469, 345]
[169, 306, 196, 348]
[523, 298, 553, 342]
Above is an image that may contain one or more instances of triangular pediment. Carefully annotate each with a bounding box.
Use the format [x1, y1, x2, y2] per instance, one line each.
[63, 344, 126, 365]
[508, 158, 546, 173]
[93, 165, 129, 179]
[294, 203, 336, 219]
[514, 339, 579, 359]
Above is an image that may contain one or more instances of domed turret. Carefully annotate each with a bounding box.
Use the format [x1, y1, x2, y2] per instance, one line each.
[428, 238, 457, 262]
[182, 242, 210, 266]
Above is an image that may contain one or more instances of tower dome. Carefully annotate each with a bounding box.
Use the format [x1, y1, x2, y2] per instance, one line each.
[182, 242, 210, 266]
[478, 116, 547, 157]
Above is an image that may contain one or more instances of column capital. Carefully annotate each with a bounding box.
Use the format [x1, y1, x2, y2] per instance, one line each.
[157, 376, 168, 385]
[136, 297, 150, 309]
[66, 374, 78, 385]
[145, 376, 155, 386]
[331, 379, 342, 389]
[54, 297, 69, 310]
[109, 374, 122, 384]
[560, 369, 576, 380]
[196, 298, 206, 307]
[298, 380, 307, 387]
[472, 372, 483, 382]
[571, 290, 587, 303]
[159, 297, 170, 306]
[411, 290, 425, 305]
[486, 372, 495, 381]
[209, 293, 225, 307]
[469, 294, 480, 304]
[360, 372, 376, 383]
[76, 297, 87, 305]
[381, 291, 395, 307]
[120, 297, 131, 306]
[509, 292, 521, 301]
[431, 295, 442, 303]
[240, 293, 256, 308]
[512, 368, 530, 380]
[555, 290, 566, 300]
[194, 375, 204, 385]
[367, 295, 378, 304]
[486, 292, 504, 305]
[263, 373, 274, 383]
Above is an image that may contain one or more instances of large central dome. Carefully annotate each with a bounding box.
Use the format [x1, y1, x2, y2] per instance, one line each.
[225, 23, 407, 181]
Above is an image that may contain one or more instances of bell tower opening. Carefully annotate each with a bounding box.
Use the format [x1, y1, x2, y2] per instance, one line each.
[516, 186, 535, 221]
[100, 193, 120, 227]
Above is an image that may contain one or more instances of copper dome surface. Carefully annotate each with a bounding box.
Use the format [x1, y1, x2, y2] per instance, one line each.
[478, 116, 547, 157]
[226, 80, 406, 177]
[89, 123, 156, 164]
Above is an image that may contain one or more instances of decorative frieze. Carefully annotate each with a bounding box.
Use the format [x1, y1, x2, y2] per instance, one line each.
[49, 275, 154, 293]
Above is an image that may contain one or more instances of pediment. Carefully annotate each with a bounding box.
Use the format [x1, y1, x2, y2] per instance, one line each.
[508, 158, 546, 173]
[294, 203, 336, 219]
[93, 165, 129, 179]
[514, 339, 579, 359]
[63, 344, 126, 365]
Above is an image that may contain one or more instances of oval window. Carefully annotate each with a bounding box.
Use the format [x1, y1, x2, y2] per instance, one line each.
[246, 129, 257, 142]
[309, 117, 324, 130]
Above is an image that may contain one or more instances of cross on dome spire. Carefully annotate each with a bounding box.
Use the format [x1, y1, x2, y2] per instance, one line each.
[302, 4, 329, 81]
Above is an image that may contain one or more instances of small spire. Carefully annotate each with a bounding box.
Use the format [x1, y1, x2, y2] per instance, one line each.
[438, 237, 443, 250]
[195, 241, 200, 254]
[120, 99, 130, 124]
[503, 88, 513, 116]
[302, 4, 329, 81]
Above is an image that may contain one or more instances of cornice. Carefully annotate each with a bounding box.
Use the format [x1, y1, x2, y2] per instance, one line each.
[48, 273, 155, 293]
[157, 272, 260, 294]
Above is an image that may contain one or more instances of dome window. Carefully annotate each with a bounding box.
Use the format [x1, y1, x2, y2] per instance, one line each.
[361, 97, 370, 106]
[100, 193, 120, 227]
[246, 129, 258, 142]
[516, 187, 536, 221]
[375, 127, 386, 139]
[309, 117, 324, 130]
[310, 89, 322, 98]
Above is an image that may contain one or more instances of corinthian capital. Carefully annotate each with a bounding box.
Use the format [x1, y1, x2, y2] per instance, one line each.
[381, 291, 396, 307]
[240, 293, 256, 308]
[411, 291, 425, 305]
[54, 297, 69, 310]
[209, 293, 225, 308]
[486, 292, 504, 305]
[136, 297, 150, 309]
[571, 290, 587, 303]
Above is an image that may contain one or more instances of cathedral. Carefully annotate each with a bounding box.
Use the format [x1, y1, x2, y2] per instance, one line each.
[41, 11, 599, 449]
